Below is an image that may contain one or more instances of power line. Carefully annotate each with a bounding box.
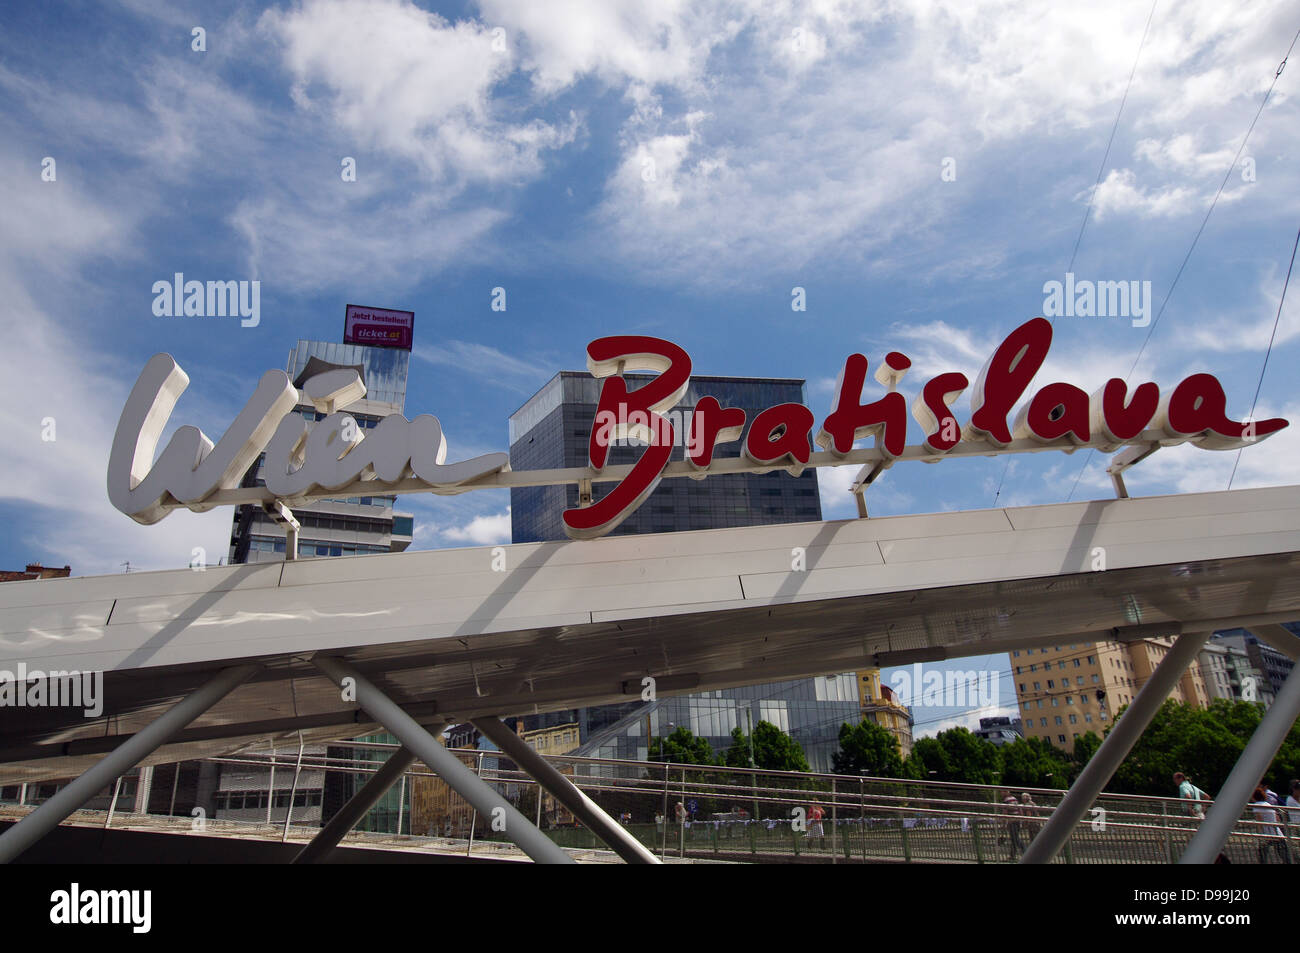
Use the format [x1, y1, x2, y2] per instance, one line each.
[1228, 223, 1300, 489]
[1067, 0, 1159, 276]
[1067, 25, 1300, 502]
[996, 4, 1157, 507]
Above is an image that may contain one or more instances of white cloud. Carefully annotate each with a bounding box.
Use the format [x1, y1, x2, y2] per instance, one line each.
[266, 0, 579, 183]
[0, 155, 233, 576]
[1091, 168, 1199, 221]
[413, 340, 552, 393]
[442, 508, 513, 545]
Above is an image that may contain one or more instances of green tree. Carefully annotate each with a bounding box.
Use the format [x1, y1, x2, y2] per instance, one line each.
[1106, 698, 1300, 797]
[831, 719, 904, 777]
[1000, 736, 1070, 789]
[1072, 730, 1102, 769]
[930, 727, 1001, 786]
[648, 725, 716, 765]
[903, 736, 950, 781]
[724, 720, 810, 772]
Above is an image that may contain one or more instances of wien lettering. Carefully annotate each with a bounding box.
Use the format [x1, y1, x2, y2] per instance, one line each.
[108, 355, 509, 525]
[561, 319, 1287, 539]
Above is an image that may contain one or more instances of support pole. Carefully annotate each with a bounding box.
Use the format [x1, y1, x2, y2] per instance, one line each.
[0, 663, 258, 864]
[292, 744, 422, 864]
[1180, 661, 1300, 864]
[1020, 631, 1209, 864]
[311, 655, 573, 864]
[473, 717, 660, 864]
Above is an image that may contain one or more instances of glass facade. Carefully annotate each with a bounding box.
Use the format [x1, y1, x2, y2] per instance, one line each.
[228, 340, 414, 566]
[509, 372, 822, 543]
[286, 340, 410, 407]
[508, 370, 864, 772]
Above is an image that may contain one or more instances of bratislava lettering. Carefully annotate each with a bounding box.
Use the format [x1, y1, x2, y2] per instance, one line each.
[562, 319, 1286, 538]
[108, 318, 1286, 542]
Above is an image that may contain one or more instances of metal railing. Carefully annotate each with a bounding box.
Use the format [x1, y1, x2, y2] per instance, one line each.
[2, 743, 1295, 864]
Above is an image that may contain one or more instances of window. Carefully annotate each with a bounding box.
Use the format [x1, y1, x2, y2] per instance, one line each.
[1054, 716, 1062, 725]
[1013, 650, 1020, 657]
[1033, 682, 1041, 691]
[1040, 718, 1048, 727]
[1051, 697, 1059, 707]
[1058, 661, 1066, 670]
[1058, 735, 1067, 744]
[1030, 664, 1037, 672]
[1066, 696, 1074, 705]
[1085, 713, 1093, 723]
[1019, 683, 1026, 692]
[1069, 714, 1077, 724]
[1087, 655, 1095, 665]
[1091, 674, 1099, 684]
[1047, 680, 1054, 689]
[1073, 659, 1081, 667]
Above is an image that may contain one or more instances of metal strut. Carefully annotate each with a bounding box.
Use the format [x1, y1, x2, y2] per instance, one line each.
[310, 654, 573, 864]
[472, 716, 660, 864]
[1020, 632, 1209, 864]
[0, 664, 260, 864]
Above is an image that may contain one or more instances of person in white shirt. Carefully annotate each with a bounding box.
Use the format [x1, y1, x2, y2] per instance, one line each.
[1249, 785, 1290, 864]
[1286, 779, 1300, 826]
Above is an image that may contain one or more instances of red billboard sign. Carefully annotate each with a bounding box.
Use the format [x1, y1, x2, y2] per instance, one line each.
[344, 304, 414, 350]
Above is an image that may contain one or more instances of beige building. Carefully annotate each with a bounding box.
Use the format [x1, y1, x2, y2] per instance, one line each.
[1013, 638, 1210, 749]
[857, 668, 914, 758]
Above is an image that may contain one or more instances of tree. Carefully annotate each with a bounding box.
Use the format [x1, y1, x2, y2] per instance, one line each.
[903, 736, 951, 781]
[1000, 736, 1070, 789]
[1072, 731, 1102, 770]
[929, 727, 1001, 786]
[1107, 698, 1300, 797]
[648, 725, 716, 765]
[724, 720, 810, 772]
[831, 719, 904, 777]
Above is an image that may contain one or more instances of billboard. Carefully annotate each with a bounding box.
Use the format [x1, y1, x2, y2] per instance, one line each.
[343, 304, 414, 350]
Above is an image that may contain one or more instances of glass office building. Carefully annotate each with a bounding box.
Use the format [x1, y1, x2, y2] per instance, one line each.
[227, 340, 414, 564]
[508, 371, 865, 773]
[510, 372, 822, 541]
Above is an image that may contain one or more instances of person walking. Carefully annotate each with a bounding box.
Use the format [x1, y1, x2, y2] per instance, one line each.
[1019, 793, 1040, 842]
[1001, 794, 1023, 861]
[807, 802, 826, 849]
[1174, 772, 1210, 821]
[1249, 785, 1290, 864]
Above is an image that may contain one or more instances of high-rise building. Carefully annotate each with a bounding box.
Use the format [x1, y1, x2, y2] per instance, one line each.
[974, 715, 1023, 746]
[508, 371, 868, 773]
[1212, 629, 1293, 705]
[1012, 638, 1210, 750]
[227, 340, 414, 564]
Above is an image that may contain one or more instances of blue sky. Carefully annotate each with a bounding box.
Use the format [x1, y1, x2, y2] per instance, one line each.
[2, 0, 1298, 736]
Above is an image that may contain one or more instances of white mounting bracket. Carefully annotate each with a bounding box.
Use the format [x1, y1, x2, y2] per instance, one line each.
[849, 459, 894, 518]
[1105, 441, 1162, 499]
[263, 500, 301, 560]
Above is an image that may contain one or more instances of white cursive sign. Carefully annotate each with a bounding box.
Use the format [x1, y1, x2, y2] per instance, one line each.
[108, 353, 509, 524]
